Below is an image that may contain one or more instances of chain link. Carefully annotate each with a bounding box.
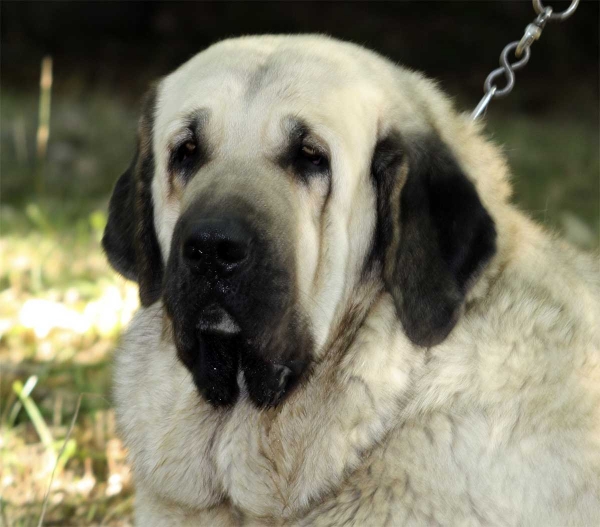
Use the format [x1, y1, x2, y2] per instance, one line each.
[484, 43, 531, 98]
[471, 0, 580, 120]
[533, 0, 579, 21]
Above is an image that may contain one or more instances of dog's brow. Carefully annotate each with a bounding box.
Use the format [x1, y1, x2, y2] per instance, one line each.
[167, 108, 211, 146]
[184, 108, 211, 139]
[279, 116, 330, 159]
[284, 116, 309, 143]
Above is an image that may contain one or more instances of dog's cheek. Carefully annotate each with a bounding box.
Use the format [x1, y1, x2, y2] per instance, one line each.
[151, 172, 183, 265]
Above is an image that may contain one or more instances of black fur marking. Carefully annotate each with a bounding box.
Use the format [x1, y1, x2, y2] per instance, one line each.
[135, 138, 164, 305]
[102, 87, 164, 306]
[372, 133, 496, 348]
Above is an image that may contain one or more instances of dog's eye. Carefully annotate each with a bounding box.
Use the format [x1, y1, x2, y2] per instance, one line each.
[301, 145, 323, 166]
[279, 130, 330, 181]
[170, 135, 204, 182]
[175, 139, 198, 164]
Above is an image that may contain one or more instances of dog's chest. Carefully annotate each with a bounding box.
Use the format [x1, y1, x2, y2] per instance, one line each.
[115, 302, 424, 521]
[116, 301, 600, 525]
[134, 407, 573, 527]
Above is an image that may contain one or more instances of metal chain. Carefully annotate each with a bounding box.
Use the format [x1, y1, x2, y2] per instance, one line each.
[472, 0, 580, 120]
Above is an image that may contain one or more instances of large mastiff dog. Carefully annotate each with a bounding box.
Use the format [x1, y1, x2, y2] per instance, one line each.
[103, 36, 600, 526]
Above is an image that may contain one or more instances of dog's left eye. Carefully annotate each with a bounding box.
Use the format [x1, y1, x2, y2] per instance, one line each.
[301, 145, 324, 166]
[295, 144, 329, 178]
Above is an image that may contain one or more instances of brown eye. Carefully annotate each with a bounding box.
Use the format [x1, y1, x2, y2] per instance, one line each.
[170, 134, 204, 181]
[301, 145, 323, 166]
[177, 140, 197, 163]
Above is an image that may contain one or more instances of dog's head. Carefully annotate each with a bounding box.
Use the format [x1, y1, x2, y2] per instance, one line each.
[103, 36, 502, 408]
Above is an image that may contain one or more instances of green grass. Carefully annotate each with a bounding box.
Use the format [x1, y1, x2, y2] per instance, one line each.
[0, 88, 597, 526]
[0, 204, 136, 525]
[489, 114, 599, 247]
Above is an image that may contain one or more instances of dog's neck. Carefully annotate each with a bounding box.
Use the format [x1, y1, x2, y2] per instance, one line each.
[208, 284, 423, 519]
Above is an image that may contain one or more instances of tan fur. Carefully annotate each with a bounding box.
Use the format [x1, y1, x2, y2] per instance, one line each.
[114, 35, 600, 525]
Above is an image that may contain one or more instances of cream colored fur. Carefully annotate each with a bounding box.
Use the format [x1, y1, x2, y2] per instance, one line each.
[114, 35, 600, 526]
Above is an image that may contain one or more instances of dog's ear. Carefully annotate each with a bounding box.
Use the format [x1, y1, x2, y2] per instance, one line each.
[103, 158, 138, 281]
[102, 88, 164, 306]
[373, 133, 496, 347]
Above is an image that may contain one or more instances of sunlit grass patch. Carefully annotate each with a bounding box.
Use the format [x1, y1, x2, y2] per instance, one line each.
[2, 415, 133, 526]
[1, 203, 137, 526]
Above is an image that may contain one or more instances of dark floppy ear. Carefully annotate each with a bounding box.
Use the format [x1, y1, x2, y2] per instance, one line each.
[374, 133, 496, 347]
[101, 88, 164, 306]
[103, 153, 139, 281]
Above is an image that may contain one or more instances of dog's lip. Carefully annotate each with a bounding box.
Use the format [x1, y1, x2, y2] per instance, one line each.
[196, 304, 241, 335]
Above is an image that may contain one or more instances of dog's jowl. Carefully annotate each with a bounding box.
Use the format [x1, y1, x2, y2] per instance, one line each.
[103, 35, 600, 526]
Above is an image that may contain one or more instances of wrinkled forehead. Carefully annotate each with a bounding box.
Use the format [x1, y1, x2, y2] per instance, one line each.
[163, 39, 370, 105]
[164, 41, 352, 103]
[154, 38, 425, 152]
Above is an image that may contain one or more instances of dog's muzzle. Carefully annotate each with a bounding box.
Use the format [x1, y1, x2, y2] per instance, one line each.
[163, 201, 311, 408]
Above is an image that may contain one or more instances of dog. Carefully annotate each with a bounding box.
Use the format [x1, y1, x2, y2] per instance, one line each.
[102, 35, 600, 526]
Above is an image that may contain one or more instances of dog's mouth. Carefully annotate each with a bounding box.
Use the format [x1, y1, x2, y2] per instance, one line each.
[196, 304, 241, 335]
[165, 300, 309, 409]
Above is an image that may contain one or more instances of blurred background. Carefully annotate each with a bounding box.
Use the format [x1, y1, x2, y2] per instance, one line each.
[1, 1, 598, 525]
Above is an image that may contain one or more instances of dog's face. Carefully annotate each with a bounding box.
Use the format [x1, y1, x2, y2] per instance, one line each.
[103, 36, 497, 408]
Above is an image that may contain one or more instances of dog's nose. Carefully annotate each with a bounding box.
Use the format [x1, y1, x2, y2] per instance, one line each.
[182, 219, 252, 274]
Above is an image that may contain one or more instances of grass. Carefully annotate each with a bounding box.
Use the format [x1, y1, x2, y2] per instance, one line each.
[1, 202, 137, 526]
[489, 114, 599, 247]
[0, 86, 598, 526]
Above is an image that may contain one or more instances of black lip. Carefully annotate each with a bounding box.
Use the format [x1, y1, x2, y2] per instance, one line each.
[240, 352, 308, 408]
[163, 274, 309, 408]
[182, 327, 308, 408]
[190, 331, 241, 407]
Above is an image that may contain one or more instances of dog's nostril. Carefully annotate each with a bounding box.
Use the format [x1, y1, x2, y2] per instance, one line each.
[183, 240, 205, 261]
[216, 239, 248, 265]
[181, 218, 253, 274]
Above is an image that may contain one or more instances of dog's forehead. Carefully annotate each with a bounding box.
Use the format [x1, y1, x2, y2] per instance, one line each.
[163, 37, 375, 100]
[154, 36, 420, 142]
[151, 35, 439, 166]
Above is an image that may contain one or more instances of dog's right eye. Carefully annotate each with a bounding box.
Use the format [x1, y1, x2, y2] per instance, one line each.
[170, 134, 205, 182]
[174, 139, 198, 165]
